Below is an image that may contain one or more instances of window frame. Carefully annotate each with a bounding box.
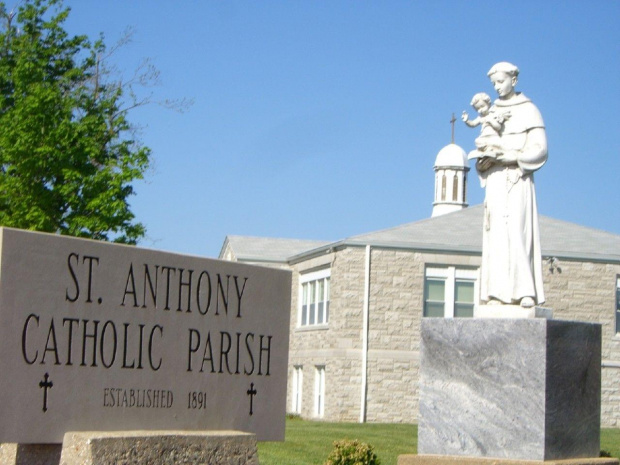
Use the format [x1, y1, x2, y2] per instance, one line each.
[314, 365, 325, 418]
[452, 174, 459, 201]
[291, 365, 303, 414]
[441, 174, 447, 201]
[615, 276, 620, 334]
[298, 268, 331, 328]
[424, 266, 479, 318]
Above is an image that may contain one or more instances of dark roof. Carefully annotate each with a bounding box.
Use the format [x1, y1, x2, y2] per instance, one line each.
[344, 204, 620, 263]
[224, 205, 620, 264]
[220, 235, 330, 263]
[346, 205, 483, 253]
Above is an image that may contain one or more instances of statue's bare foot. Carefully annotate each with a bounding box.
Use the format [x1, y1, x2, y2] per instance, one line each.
[520, 297, 535, 308]
[487, 299, 502, 306]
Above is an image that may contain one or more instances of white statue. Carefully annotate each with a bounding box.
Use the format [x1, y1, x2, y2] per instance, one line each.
[464, 62, 547, 308]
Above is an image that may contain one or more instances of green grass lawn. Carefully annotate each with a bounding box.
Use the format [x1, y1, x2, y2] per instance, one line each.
[258, 418, 620, 465]
[601, 428, 620, 459]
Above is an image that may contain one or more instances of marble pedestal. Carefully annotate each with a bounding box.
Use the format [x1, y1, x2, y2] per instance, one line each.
[417, 319, 602, 461]
[398, 456, 619, 465]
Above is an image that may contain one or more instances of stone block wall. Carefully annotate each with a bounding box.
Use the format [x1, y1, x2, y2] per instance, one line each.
[365, 249, 423, 423]
[602, 367, 620, 426]
[543, 259, 620, 426]
[543, 260, 620, 358]
[366, 355, 419, 423]
[284, 245, 620, 426]
[287, 247, 366, 422]
[363, 249, 482, 423]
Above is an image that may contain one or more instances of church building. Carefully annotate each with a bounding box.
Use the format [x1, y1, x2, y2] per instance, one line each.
[219, 142, 620, 426]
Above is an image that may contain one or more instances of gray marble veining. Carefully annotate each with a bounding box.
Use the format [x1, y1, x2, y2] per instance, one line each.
[418, 319, 601, 461]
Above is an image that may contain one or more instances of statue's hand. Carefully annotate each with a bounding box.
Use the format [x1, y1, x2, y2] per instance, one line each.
[477, 156, 495, 172]
[461, 111, 469, 122]
[497, 111, 511, 124]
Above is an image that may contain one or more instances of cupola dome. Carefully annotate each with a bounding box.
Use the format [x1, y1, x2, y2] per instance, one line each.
[432, 143, 470, 217]
[434, 143, 468, 169]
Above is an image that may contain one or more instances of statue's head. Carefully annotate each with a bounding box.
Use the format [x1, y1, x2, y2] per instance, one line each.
[470, 92, 492, 114]
[487, 62, 519, 100]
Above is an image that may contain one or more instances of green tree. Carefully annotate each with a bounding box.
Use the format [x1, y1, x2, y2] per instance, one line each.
[0, 0, 150, 244]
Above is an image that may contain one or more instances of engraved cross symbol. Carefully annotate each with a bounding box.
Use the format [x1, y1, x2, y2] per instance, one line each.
[39, 373, 53, 412]
[247, 382, 258, 416]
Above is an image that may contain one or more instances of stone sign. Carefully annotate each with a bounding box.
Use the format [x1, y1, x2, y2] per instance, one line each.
[0, 227, 291, 443]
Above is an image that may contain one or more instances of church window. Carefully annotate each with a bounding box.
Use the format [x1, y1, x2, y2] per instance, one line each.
[424, 278, 445, 317]
[299, 269, 330, 328]
[441, 174, 447, 201]
[615, 277, 620, 333]
[454, 280, 475, 317]
[424, 267, 478, 318]
[314, 365, 326, 418]
[452, 174, 459, 201]
[463, 172, 467, 203]
[292, 365, 303, 414]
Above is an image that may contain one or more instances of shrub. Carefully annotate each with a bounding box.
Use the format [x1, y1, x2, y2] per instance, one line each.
[324, 439, 381, 465]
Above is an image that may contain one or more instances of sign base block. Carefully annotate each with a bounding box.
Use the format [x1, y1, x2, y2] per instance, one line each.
[0, 443, 61, 465]
[58, 430, 258, 465]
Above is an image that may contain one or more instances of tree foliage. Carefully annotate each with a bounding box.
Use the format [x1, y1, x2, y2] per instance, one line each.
[0, 0, 150, 243]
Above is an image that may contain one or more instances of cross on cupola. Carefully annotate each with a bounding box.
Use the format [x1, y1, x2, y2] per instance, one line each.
[450, 113, 457, 144]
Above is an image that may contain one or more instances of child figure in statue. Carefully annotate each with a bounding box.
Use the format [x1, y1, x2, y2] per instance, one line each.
[462, 92, 511, 160]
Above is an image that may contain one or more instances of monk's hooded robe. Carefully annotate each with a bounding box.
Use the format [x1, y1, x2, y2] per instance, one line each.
[479, 92, 547, 305]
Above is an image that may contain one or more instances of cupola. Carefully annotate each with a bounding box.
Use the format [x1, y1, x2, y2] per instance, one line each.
[432, 143, 470, 217]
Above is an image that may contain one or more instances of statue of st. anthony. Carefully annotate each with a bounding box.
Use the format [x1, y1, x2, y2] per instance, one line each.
[463, 62, 547, 308]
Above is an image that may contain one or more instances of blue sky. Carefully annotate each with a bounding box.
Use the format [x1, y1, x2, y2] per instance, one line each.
[59, 1, 619, 258]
